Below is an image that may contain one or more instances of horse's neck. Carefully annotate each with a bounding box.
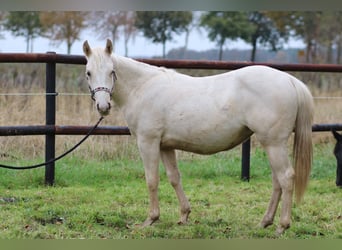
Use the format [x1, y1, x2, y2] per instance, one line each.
[113, 55, 161, 106]
[115, 55, 159, 83]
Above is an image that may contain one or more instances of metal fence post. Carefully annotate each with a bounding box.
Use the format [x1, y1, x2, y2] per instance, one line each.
[241, 138, 251, 181]
[45, 52, 56, 185]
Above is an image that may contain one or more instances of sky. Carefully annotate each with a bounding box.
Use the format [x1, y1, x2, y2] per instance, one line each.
[0, 28, 305, 58]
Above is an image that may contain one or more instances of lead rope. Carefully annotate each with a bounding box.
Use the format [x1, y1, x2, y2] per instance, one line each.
[0, 117, 104, 170]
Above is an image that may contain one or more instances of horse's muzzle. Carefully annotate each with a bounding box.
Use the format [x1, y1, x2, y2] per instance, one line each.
[97, 102, 111, 116]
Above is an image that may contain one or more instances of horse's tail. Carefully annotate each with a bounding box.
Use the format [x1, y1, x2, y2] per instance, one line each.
[292, 77, 314, 204]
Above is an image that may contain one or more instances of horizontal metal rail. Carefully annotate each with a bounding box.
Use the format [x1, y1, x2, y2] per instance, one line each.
[3, 52, 342, 72]
[0, 123, 341, 136]
[0, 125, 131, 136]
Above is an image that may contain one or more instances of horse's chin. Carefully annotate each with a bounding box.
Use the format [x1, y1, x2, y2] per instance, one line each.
[98, 110, 110, 116]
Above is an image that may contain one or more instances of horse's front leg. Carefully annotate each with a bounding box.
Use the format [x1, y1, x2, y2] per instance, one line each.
[137, 136, 161, 227]
[160, 149, 191, 224]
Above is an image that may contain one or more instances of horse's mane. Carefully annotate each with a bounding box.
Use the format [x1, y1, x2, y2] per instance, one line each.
[114, 54, 173, 75]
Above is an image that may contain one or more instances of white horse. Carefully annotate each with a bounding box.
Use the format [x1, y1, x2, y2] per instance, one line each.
[83, 39, 314, 234]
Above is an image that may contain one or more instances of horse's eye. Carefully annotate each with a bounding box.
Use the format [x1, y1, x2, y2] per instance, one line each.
[86, 71, 91, 78]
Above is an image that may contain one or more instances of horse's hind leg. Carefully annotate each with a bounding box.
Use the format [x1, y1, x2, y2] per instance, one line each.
[160, 149, 191, 224]
[260, 172, 282, 228]
[263, 143, 295, 234]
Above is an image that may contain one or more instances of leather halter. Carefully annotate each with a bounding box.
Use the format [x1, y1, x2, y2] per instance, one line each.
[89, 70, 117, 101]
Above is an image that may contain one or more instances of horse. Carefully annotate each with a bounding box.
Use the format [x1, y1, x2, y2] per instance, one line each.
[82, 39, 314, 234]
[332, 130, 342, 187]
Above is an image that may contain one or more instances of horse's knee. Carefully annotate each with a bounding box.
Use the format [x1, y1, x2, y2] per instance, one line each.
[277, 167, 295, 191]
[145, 172, 159, 190]
[147, 181, 158, 193]
[168, 172, 181, 188]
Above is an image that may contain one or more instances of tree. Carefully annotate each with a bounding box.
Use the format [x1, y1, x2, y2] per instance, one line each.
[121, 11, 137, 57]
[246, 12, 289, 62]
[89, 11, 137, 56]
[0, 11, 8, 39]
[288, 12, 323, 63]
[317, 12, 342, 64]
[4, 11, 42, 52]
[200, 12, 253, 60]
[40, 11, 88, 54]
[135, 11, 193, 58]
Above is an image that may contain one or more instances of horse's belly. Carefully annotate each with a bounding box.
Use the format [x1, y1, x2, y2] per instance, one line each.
[160, 128, 252, 154]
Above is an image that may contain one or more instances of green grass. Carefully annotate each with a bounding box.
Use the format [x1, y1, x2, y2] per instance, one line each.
[0, 143, 341, 239]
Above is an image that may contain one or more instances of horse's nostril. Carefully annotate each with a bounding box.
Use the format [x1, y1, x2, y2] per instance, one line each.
[108, 102, 111, 110]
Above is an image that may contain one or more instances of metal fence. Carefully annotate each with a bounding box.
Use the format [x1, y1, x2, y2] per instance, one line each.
[1, 52, 342, 185]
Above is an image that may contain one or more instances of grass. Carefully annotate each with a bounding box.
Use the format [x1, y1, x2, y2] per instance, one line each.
[0, 143, 341, 239]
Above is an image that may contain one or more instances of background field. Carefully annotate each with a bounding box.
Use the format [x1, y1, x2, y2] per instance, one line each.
[0, 63, 341, 239]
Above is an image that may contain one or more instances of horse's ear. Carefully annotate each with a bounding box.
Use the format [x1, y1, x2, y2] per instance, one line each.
[83, 40, 91, 57]
[332, 130, 342, 142]
[105, 39, 113, 55]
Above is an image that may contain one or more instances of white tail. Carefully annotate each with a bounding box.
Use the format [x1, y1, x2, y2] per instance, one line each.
[292, 78, 314, 203]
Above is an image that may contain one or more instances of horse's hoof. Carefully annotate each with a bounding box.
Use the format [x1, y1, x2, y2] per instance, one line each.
[177, 219, 188, 225]
[276, 224, 290, 235]
[137, 217, 159, 227]
[177, 210, 191, 225]
[260, 219, 273, 228]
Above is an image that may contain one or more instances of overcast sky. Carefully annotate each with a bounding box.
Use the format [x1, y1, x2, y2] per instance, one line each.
[0, 28, 305, 57]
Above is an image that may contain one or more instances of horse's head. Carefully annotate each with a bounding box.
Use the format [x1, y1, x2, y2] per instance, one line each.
[332, 130, 342, 187]
[83, 39, 117, 116]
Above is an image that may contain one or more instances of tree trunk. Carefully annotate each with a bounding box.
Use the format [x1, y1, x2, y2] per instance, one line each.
[162, 41, 166, 59]
[123, 33, 128, 56]
[250, 37, 257, 62]
[26, 36, 30, 53]
[218, 40, 225, 61]
[251, 44, 257, 62]
[327, 40, 333, 64]
[306, 40, 311, 63]
[67, 43, 71, 55]
[219, 45, 223, 61]
[337, 36, 342, 64]
[124, 42, 129, 57]
[30, 36, 34, 53]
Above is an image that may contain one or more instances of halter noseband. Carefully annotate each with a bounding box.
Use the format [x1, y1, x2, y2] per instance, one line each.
[89, 70, 117, 101]
[90, 86, 113, 101]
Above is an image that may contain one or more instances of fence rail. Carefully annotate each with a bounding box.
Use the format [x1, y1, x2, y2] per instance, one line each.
[3, 52, 342, 72]
[1, 52, 342, 185]
[0, 123, 342, 136]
